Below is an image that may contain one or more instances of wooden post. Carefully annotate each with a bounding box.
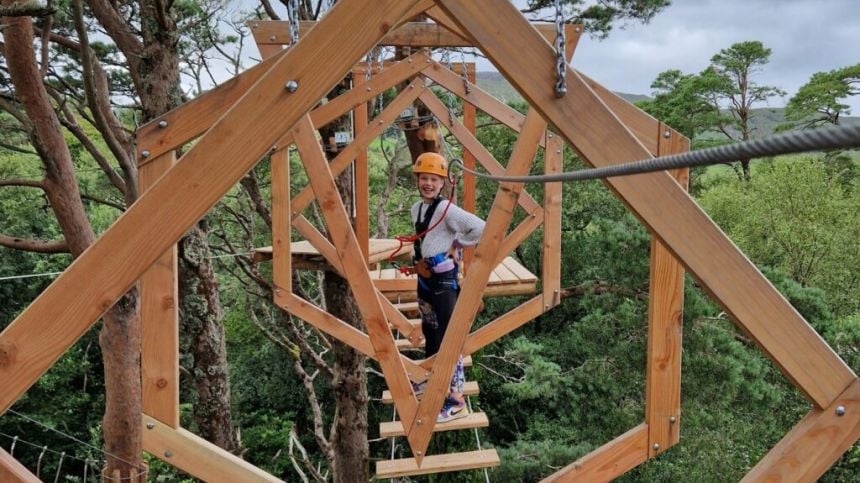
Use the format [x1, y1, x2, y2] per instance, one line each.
[271, 148, 292, 293]
[542, 133, 563, 311]
[352, 67, 370, 261]
[140, 152, 179, 428]
[645, 124, 689, 457]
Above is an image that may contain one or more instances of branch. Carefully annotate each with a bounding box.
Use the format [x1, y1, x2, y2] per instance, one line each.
[0, 233, 69, 254]
[81, 192, 125, 211]
[0, 142, 38, 155]
[259, 0, 280, 20]
[0, 179, 45, 189]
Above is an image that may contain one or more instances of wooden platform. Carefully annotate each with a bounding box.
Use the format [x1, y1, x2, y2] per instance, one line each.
[375, 449, 500, 479]
[251, 238, 412, 267]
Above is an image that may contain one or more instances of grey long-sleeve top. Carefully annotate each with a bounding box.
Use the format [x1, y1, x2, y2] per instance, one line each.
[410, 199, 485, 259]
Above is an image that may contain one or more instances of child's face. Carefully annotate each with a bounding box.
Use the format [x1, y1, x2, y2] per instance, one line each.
[416, 173, 445, 201]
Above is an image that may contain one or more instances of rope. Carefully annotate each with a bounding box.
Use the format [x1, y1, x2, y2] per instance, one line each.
[450, 124, 860, 184]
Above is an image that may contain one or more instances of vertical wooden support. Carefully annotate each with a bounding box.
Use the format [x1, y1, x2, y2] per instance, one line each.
[352, 68, 370, 261]
[140, 152, 179, 428]
[645, 125, 690, 457]
[0, 448, 40, 483]
[271, 148, 292, 293]
[542, 132, 562, 311]
[459, 63, 477, 271]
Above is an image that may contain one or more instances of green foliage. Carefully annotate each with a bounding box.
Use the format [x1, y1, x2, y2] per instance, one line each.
[522, 1, 671, 39]
[698, 155, 860, 315]
[782, 63, 860, 130]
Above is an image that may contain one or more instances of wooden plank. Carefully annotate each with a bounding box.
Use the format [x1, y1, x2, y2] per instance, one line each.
[290, 82, 428, 217]
[0, 448, 40, 483]
[140, 152, 180, 428]
[645, 126, 689, 457]
[419, 89, 540, 212]
[491, 262, 516, 284]
[462, 63, 477, 272]
[438, 0, 855, 409]
[271, 149, 292, 293]
[503, 256, 536, 283]
[377, 280, 536, 304]
[409, 110, 547, 460]
[382, 381, 480, 404]
[292, 116, 420, 436]
[543, 133, 563, 310]
[142, 414, 281, 483]
[376, 449, 499, 479]
[0, 0, 425, 415]
[352, 70, 370, 261]
[742, 378, 860, 482]
[381, 412, 489, 438]
[497, 209, 544, 264]
[137, 49, 430, 164]
[543, 423, 649, 482]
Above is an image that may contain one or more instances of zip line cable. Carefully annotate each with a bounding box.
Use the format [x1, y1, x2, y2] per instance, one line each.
[449, 123, 860, 184]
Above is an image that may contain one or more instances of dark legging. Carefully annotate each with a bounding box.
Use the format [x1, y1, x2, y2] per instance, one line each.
[417, 268, 464, 394]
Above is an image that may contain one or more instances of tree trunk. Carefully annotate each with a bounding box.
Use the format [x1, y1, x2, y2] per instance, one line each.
[2, 6, 144, 477]
[179, 220, 238, 452]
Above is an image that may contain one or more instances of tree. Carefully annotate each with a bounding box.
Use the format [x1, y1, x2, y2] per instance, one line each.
[702, 41, 786, 179]
[782, 63, 860, 129]
[637, 69, 719, 140]
[520, 0, 670, 38]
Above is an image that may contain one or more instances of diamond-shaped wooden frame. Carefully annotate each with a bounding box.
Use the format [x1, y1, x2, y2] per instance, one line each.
[1, 1, 856, 481]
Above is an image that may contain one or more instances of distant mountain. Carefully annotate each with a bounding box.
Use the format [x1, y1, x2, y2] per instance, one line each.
[475, 71, 859, 137]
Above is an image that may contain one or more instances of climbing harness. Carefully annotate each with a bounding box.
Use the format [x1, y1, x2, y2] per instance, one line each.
[554, 0, 567, 97]
[449, 124, 860, 184]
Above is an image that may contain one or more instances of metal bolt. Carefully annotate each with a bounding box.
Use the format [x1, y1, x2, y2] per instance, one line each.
[269, 35, 276, 41]
[544, 304, 550, 310]
[662, 130, 671, 139]
[416, 419, 423, 426]
[408, 59, 413, 63]
[653, 443, 660, 451]
[548, 133, 553, 138]
[158, 120, 168, 128]
[556, 149, 562, 154]
[164, 451, 173, 458]
[669, 416, 677, 424]
[366, 87, 372, 92]
[416, 451, 423, 456]
[145, 421, 155, 430]
[575, 27, 582, 33]
[409, 84, 415, 89]
[251, 23, 258, 29]
[424, 372, 430, 377]
[141, 150, 150, 158]
[836, 405, 846, 416]
[285, 80, 299, 93]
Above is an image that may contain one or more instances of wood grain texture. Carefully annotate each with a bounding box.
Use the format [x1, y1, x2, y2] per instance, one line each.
[742, 378, 860, 482]
[352, 70, 370, 260]
[645, 127, 690, 457]
[271, 149, 292, 294]
[542, 133, 563, 310]
[380, 412, 489, 437]
[142, 414, 281, 482]
[0, 448, 40, 483]
[139, 152, 180, 428]
[0, 0, 424, 414]
[437, 0, 855, 409]
[543, 424, 649, 482]
[375, 449, 499, 479]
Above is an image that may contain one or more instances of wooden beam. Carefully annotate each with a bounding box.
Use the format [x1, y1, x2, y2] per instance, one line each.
[274, 291, 426, 380]
[137, 50, 430, 164]
[742, 378, 860, 482]
[272, 149, 292, 293]
[380, 412, 489, 438]
[645, 127, 689, 457]
[142, 414, 281, 483]
[418, 89, 540, 212]
[542, 133, 563, 311]
[352, 69, 370, 260]
[290, 81, 428, 217]
[0, 448, 40, 483]
[543, 423, 649, 482]
[251, 19, 569, 48]
[437, 0, 856, 409]
[497, 208, 544, 264]
[0, 0, 425, 415]
[409, 111, 547, 460]
[291, 116, 420, 437]
[140, 152, 180, 428]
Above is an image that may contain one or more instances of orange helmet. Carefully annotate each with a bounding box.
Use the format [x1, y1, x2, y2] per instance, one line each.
[412, 152, 448, 177]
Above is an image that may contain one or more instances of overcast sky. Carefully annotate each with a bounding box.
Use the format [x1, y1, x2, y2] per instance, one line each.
[511, 0, 860, 112]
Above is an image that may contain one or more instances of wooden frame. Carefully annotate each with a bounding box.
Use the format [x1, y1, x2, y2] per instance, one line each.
[0, 448, 40, 483]
[2, 0, 856, 480]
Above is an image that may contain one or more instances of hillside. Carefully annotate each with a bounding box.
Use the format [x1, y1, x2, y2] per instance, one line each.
[476, 71, 860, 136]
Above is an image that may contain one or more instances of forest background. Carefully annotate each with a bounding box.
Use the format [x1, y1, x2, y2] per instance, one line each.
[0, 0, 858, 481]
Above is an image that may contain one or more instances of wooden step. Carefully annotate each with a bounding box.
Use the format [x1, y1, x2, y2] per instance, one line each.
[396, 338, 425, 350]
[381, 381, 480, 404]
[380, 412, 489, 438]
[375, 449, 500, 479]
[393, 301, 419, 314]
